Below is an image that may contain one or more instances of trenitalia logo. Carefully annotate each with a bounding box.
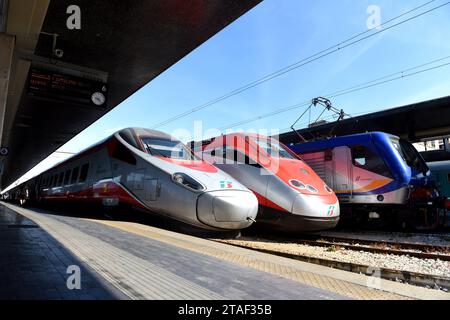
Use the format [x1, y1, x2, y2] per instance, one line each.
[327, 205, 335, 216]
[220, 181, 233, 189]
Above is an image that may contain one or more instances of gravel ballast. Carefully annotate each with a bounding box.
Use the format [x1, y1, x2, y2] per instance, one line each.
[219, 237, 450, 278]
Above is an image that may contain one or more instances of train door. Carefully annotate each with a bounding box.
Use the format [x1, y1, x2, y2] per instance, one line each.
[332, 146, 353, 201]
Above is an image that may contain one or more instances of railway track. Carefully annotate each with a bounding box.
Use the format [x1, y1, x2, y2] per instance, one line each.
[213, 238, 450, 291]
[289, 234, 450, 261]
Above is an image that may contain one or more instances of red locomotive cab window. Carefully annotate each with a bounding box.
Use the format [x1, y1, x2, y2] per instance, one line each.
[252, 137, 296, 160]
[223, 147, 261, 168]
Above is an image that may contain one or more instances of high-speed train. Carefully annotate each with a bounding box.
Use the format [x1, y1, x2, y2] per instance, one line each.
[191, 133, 340, 232]
[5, 128, 259, 232]
[289, 132, 446, 229]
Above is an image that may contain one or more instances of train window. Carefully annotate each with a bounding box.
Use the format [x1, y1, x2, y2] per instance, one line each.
[215, 148, 224, 157]
[399, 139, 429, 175]
[52, 175, 57, 187]
[71, 167, 79, 184]
[251, 137, 296, 159]
[79, 164, 90, 182]
[141, 138, 199, 160]
[64, 170, 71, 185]
[112, 142, 137, 165]
[224, 148, 238, 162]
[351, 145, 392, 178]
[390, 138, 406, 160]
[324, 149, 333, 161]
[448, 173, 450, 183]
[118, 129, 140, 149]
[224, 148, 261, 167]
[58, 173, 64, 186]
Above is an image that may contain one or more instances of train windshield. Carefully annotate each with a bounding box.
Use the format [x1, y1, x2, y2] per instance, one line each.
[252, 137, 297, 159]
[141, 138, 199, 160]
[391, 137, 429, 174]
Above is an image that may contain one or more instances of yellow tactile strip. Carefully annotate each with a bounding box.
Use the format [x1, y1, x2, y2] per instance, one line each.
[89, 219, 412, 300]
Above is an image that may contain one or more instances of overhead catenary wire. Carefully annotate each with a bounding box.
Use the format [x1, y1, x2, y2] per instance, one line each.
[218, 55, 450, 131]
[150, 0, 449, 129]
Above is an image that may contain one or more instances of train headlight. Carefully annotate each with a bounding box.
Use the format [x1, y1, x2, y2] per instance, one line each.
[173, 173, 185, 184]
[324, 185, 333, 194]
[306, 185, 318, 193]
[172, 172, 205, 191]
[289, 179, 306, 189]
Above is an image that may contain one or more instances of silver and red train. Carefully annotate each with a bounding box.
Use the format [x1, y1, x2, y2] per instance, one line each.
[5, 128, 259, 232]
[192, 133, 340, 232]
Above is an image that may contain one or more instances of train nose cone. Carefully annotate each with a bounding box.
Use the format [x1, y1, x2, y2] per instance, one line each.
[291, 194, 340, 231]
[197, 191, 258, 230]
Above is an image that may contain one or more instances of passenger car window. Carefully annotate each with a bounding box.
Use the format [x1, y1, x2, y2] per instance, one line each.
[79, 163, 90, 182]
[58, 173, 64, 186]
[64, 170, 71, 185]
[71, 167, 79, 184]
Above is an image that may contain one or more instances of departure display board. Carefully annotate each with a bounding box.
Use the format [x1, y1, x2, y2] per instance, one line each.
[27, 68, 108, 107]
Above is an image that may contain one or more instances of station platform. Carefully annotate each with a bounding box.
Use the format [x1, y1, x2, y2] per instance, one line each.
[0, 202, 448, 300]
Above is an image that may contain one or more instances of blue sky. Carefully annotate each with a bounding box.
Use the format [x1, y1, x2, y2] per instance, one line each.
[6, 0, 450, 190]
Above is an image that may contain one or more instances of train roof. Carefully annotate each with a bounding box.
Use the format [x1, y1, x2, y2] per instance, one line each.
[290, 132, 399, 153]
[121, 128, 174, 140]
[41, 128, 178, 174]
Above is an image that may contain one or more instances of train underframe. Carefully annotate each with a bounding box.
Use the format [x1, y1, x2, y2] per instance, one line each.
[246, 206, 340, 233]
[338, 200, 449, 231]
[3, 186, 243, 238]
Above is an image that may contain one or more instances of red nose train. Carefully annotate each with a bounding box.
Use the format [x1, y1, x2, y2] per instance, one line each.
[193, 133, 340, 232]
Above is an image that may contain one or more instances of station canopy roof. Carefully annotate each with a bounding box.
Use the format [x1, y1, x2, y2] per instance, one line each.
[1, 0, 261, 188]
